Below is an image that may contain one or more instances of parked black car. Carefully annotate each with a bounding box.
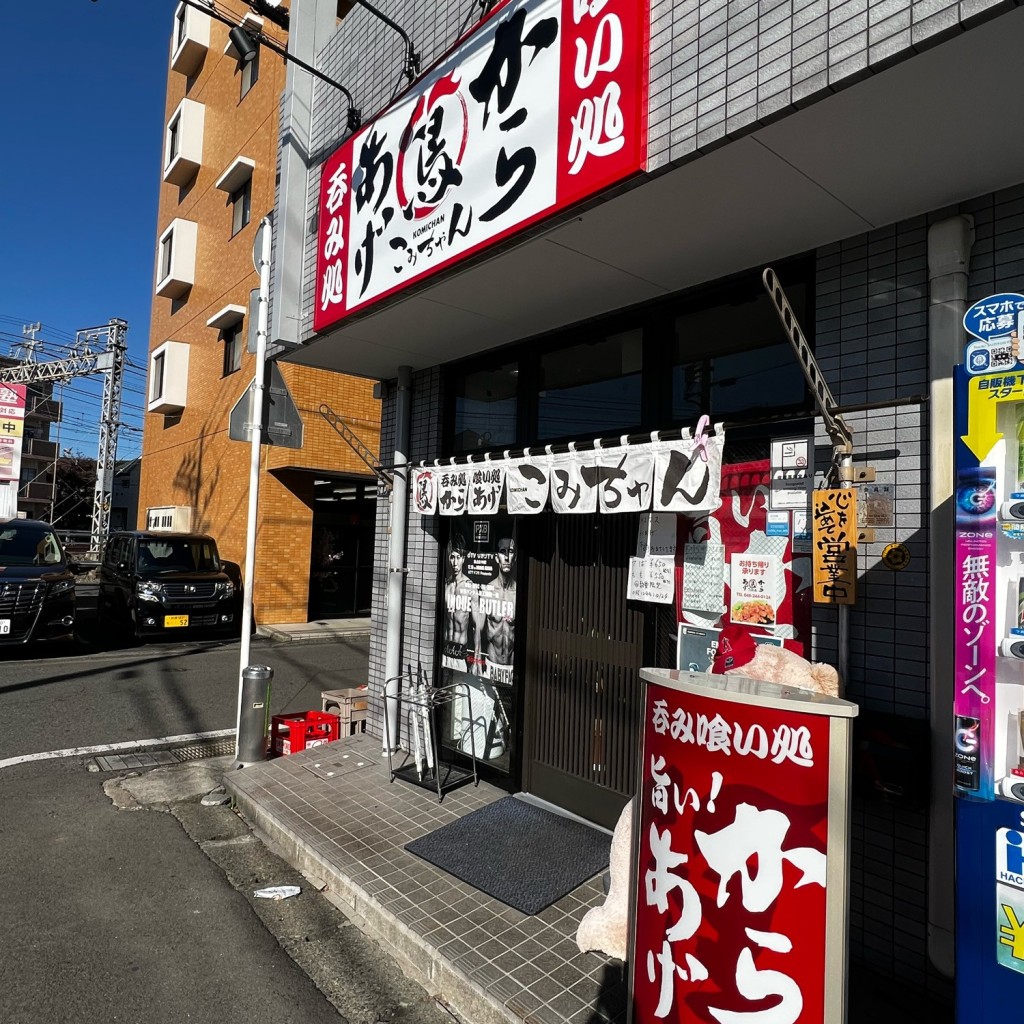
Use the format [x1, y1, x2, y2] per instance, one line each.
[98, 531, 239, 640]
[0, 518, 82, 645]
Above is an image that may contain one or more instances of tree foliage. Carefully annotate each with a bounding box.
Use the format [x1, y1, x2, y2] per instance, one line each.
[52, 454, 95, 530]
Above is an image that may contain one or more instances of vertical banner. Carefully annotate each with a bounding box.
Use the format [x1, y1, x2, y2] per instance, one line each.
[629, 676, 837, 1024]
[413, 466, 438, 515]
[437, 467, 469, 515]
[953, 364, 997, 798]
[811, 489, 857, 605]
[0, 384, 28, 484]
[442, 516, 518, 764]
[466, 463, 505, 515]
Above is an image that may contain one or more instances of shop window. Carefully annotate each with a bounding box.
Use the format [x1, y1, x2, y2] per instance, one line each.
[452, 360, 518, 452]
[537, 329, 642, 441]
[672, 285, 809, 423]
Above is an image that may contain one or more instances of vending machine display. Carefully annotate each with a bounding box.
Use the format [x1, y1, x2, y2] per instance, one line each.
[955, 293, 1024, 1016]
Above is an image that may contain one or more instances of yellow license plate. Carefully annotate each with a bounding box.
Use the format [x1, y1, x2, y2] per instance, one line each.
[164, 615, 189, 628]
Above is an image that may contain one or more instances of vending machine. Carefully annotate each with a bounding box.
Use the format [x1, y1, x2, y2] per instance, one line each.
[954, 294, 1024, 1017]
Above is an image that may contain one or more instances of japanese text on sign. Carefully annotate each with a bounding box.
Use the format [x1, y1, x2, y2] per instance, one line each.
[632, 685, 830, 1023]
[812, 489, 857, 605]
[314, 0, 649, 333]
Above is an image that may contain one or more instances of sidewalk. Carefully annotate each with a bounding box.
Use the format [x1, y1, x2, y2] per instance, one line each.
[224, 732, 624, 1024]
[223, 733, 953, 1024]
[257, 618, 371, 643]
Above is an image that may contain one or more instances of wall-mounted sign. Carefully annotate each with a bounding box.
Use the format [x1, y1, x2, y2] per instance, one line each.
[963, 292, 1024, 375]
[730, 553, 779, 627]
[857, 483, 894, 529]
[769, 436, 813, 510]
[314, 0, 649, 333]
[627, 556, 674, 604]
[812, 489, 857, 605]
[0, 384, 27, 483]
[881, 541, 911, 571]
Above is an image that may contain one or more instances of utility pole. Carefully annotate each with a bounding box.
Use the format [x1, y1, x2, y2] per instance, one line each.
[0, 318, 128, 554]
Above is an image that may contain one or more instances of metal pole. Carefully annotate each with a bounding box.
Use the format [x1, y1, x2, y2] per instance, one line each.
[383, 366, 412, 752]
[926, 214, 974, 978]
[836, 453, 853, 694]
[235, 216, 272, 762]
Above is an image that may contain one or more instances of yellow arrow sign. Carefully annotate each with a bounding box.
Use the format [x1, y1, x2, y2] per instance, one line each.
[961, 374, 1024, 460]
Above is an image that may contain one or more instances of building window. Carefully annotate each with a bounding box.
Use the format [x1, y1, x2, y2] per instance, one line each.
[174, 4, 186, 50]
[230, 179, 251, 236]
[537, 329, 643, 441]
[241, 47, 260, 98]
[151, 352, 165, 405]
[159, 235, 173, 283]
[452, 360, 518, 453]
[222, 322, 243, 376]
[671, 284, 809, 423]
[167, 113, 180, 162]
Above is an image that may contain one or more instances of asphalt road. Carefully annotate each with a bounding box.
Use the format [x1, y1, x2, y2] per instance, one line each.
[0, 629, 454, 1024]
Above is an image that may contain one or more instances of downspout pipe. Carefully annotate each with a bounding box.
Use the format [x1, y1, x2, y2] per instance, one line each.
[927, 214, 974, 978]
[383, 366, 413, 752]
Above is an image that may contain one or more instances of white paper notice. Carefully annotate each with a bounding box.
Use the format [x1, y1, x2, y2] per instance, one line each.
[637, 512, 677, 558]
[627, 556, 675, 604]
[680, 542, 726, 614]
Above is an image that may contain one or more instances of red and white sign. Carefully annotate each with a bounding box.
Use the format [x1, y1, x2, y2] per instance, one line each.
[314, 0, 649, 333]
[630, 682, 831, 1024]
[0, 384, 28, 484]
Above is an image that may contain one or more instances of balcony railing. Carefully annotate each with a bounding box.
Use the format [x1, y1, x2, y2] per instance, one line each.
[22, 481, 53, 502]
[22, 438, 57, 460]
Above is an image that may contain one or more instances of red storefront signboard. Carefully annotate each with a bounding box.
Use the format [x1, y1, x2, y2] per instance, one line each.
[314, 0, 650, 332]
[629, 669, 856, 1024]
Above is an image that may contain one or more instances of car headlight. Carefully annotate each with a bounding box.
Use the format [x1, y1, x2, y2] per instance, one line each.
[136, 581, 164, 601]
[214, 580, 235, 595]
[49, 579, 75, 595]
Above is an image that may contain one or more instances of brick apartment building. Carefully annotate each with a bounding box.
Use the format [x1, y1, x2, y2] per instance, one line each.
[140, 0, 380, 625]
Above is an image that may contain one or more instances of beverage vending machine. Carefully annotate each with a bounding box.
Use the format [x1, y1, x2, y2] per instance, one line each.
[954, 294, 1024, 1017]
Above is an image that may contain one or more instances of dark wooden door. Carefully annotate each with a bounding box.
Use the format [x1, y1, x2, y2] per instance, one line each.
[522, 512, 645, 829]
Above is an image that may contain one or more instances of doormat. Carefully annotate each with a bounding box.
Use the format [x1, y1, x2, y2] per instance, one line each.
[405, 796, 611, 915]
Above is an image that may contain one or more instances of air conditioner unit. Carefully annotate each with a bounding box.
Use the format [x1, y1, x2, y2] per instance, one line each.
[146, 505, 194, 532]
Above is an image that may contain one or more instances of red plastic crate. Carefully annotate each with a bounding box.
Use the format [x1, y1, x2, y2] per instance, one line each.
[271, 710, 340, 756]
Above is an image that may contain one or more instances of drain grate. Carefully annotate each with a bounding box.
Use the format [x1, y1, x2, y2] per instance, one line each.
[170, 737, 237, 762]
[91, 736, 236, 772]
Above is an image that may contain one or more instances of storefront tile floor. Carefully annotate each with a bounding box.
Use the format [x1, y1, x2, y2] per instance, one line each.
[225, 732, 950, 1024]
[225, 731, 625, 1024]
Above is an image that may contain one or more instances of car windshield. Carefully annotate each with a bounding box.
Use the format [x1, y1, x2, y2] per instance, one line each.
[138, 538, 220, 573]
[0, 524, 64, 566]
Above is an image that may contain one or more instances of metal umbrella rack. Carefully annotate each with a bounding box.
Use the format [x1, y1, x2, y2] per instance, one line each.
[379, 673, 478, 801]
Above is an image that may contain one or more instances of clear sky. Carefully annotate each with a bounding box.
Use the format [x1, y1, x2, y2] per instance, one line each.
[0, 0, 175, 461]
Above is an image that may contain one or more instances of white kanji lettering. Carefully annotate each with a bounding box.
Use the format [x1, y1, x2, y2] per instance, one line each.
[323, 215, 345, 260]
[652, 699, 670, 735]
[707, 946, 802, 1024]
[651, 755, 670, 814]
[769, 724, 814, 767]
[573, 13, 622, 89]
[670, 708, 694, 743]
[733, 722, 769, 759]
[695, 803, 826, 913]
[567, 80, 625, 175]
[320, 260, 344, 310]
[325, 164, 349, 215]
[698, 713, 733, 755]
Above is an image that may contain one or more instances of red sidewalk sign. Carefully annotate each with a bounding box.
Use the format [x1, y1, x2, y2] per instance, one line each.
[628, 669, 857, 1024]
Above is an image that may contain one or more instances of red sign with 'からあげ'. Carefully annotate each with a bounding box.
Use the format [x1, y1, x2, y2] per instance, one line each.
[630, 682, 831, 1024]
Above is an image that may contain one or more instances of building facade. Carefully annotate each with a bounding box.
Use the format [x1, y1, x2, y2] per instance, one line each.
[266, 0, 1024, 1007]
[140, 1, 381, 625]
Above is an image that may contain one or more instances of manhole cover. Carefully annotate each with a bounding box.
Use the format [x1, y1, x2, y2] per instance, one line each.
[303, 752, 378, 780]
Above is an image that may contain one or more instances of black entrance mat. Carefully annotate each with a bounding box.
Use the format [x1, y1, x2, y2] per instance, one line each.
[405, 795, 612, 915]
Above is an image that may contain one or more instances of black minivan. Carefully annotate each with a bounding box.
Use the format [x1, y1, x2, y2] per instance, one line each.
[98, 531, 239, 640]
[0, 518, 81, 645]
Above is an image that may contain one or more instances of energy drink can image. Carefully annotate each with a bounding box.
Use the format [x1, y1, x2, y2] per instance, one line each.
[954, 715, 981, 791]
[955, 466, 997, 529]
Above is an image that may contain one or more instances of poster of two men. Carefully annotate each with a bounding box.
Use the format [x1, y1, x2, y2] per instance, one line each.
[441, 516, 516, 765]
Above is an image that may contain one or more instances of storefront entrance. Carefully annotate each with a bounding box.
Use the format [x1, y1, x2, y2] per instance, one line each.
[523, 512, 645, 830]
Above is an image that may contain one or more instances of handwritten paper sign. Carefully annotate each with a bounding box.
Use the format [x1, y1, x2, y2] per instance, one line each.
[812, 489, 857, 605]
[627, 556, 674, 604]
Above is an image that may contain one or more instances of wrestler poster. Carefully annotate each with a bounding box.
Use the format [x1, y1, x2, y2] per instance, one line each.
[442, 515, 518, 687]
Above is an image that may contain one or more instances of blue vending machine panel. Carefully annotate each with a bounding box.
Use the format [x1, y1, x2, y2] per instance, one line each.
[957, 797, 1024, 1018]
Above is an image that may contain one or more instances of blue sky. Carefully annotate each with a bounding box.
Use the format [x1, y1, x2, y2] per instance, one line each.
[0, 0, 174, 460]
